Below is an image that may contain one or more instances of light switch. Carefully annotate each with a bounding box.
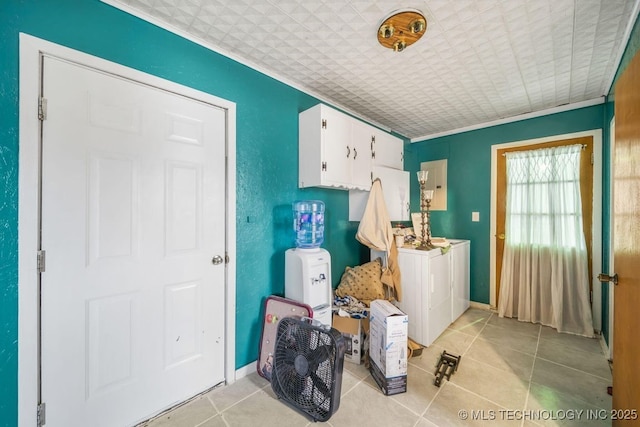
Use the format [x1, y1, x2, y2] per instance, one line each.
[472, 212, 480, 222]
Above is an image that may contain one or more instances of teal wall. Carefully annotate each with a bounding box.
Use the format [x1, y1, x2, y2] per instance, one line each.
[0, 1, 365, 425]
[406, 105, 606, 304]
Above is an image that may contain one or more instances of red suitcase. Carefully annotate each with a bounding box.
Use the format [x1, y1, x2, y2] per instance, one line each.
[257, 295, 313, 380]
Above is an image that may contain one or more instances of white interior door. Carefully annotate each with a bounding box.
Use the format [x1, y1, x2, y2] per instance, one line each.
[40, 56, 227, 426]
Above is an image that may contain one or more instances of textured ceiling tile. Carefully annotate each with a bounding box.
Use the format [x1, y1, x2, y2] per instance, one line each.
[106, 0, 638, 139]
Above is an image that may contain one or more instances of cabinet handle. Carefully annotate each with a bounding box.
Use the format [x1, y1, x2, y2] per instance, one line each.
[353, 147, 358, 159]
[346, 146, 351, 158]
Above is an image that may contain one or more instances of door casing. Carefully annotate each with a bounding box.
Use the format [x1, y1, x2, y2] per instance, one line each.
[18, 33, 237, 426]
[489, 129, 603, 331]
[607, 117, 615, 360]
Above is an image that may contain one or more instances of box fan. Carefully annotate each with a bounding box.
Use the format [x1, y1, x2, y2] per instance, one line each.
[271, 317, 346, 422]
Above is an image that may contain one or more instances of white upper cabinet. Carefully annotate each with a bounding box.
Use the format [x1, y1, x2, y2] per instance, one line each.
[298, 104, 372, 191]
[373, 129, 403, 169]
[349, 166, 410, 222]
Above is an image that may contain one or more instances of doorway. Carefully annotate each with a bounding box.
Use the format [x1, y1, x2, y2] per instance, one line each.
[489, 130, 602, 331]
[18, 34, 237, 426]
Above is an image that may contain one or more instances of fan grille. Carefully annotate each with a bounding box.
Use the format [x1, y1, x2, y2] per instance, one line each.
[272, 318, 342, 421]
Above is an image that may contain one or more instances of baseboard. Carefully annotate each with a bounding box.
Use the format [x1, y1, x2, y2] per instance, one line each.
[233, 361, 257, 382]
[598, 333, 612, 361]
[469, 301, 493, 311]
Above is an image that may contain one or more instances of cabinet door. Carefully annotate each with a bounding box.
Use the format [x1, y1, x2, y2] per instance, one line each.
[321, 105, 353, 188]
[350, 120, 373, 190]
[299, 104, 373, 190]
[348, 166, 410, 221]
[373, 166, 409, 221]
[374, 130, 403, 169]
[299, 104, 351, 189]
[451, 241, 470, 320]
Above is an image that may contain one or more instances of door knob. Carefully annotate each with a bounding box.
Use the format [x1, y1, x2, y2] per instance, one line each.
[598, 273, 618, 285]
[497, 233, 505, 240]
[211, 255, 224, 265]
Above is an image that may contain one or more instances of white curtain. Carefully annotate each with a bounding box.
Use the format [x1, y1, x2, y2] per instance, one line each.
[498, 144, 594, 337]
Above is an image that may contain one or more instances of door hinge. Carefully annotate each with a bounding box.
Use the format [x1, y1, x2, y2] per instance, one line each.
[371, 135, 376, 159]
[37, 250, 46, 273]
[37, 402, 46, 427]
[371, 136, 376, 158]
[591, 152, 594, 165]
[38, 97, 47, 121]
[322, 161, 327, 171]
[321, 119, 327, 129]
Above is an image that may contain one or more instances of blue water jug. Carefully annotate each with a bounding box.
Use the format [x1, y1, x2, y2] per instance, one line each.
[293, 200, 325, 248]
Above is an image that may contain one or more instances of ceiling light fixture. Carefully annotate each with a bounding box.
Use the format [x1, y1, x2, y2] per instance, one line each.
[377, 9, 427, 52]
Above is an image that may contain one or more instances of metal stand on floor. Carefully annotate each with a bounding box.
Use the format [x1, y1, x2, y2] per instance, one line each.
[434, 350, 461, 387]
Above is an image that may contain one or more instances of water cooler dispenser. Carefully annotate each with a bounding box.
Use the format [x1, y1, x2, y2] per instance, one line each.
[285, 201, 333, 327]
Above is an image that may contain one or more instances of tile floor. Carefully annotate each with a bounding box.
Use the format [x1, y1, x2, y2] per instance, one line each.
[140, 308, 612, 427]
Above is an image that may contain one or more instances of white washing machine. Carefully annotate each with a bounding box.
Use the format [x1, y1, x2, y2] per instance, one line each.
[284, 248, 332, 327]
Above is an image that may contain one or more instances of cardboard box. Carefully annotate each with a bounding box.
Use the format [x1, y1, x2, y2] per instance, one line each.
[368, 299, 408, 395]
[332, 314, 368, 364]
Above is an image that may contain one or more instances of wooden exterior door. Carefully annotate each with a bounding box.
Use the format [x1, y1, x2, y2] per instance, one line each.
[495, 137, 594, 306]
[611, 48, 640, 425]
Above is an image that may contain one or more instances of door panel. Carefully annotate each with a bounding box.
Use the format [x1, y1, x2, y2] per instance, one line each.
[612, 49, 640, 425]
[88, 155, 139, 262]
[41, 57, 226, 426]
[351, 120, 374, 189]
[322, 106, 352, 186]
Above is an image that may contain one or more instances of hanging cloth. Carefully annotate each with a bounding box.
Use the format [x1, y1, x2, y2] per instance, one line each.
[497, 144, 594, 337]
[356, 179, 402, 301]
